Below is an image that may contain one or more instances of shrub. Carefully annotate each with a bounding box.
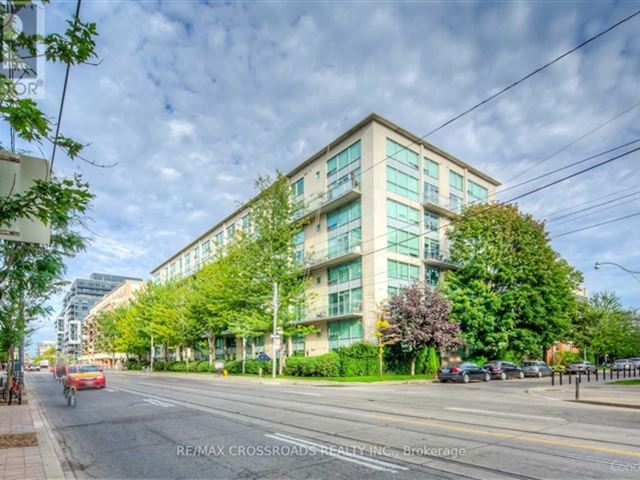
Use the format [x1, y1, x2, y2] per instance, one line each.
[425, 347, 440, 374]
[284, 352, 340, 377]
[335, 343, 378, 376]
[152, 360, 167, 371]
[552, 350, 581, 370]
[168, 361, 188, 372]
[126, 360, 141, 370]
[223, 360, 242, 374]
[196, 361, 210, 373]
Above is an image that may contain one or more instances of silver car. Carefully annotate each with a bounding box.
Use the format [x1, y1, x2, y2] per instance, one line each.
[520, 360, 553, 378]
[613, 359, 632, 371]
[568, 361, 596, 374]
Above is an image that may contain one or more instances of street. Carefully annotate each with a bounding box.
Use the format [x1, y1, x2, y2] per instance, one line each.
[27, 371, 640, 480]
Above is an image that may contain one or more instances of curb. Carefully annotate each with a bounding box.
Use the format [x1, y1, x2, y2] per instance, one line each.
[567, 399, 640, 410]
[27, 383, 74, 480]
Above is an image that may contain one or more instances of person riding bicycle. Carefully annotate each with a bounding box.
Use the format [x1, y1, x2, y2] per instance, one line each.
[55, 362, 67, 382]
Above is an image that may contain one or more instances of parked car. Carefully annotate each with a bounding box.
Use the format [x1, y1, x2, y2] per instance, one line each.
[520, 360, 553, 378]
[437, 362, 491, 383]
[65, 364, 106, 390]
[27, 364, 40, 372]
[567, 361, 596, 374]
[612, 359, 632, 371]
[627, 357, 640, 368]
[483, 361, 525, 380]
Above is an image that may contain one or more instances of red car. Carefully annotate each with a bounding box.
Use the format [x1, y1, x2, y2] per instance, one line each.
[65, 364, 106, 390]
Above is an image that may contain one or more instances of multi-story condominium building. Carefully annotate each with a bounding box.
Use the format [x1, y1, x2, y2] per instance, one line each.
[56, 273, 142, 358]
[151, 113, 499, 359]
[80, 279, 144, 366]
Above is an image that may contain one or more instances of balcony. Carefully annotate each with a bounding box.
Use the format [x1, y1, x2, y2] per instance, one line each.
[304, 239, 362, 270]
[295, 301, 363, 324]
[423, 191, 462, 218]
[424, 250, 459, 269]
[294, 178, 361, 221]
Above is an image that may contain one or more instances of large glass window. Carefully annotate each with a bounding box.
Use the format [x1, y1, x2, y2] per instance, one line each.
[293, 229, 304, 262]
[425, 267, 441, 287]
[328, 288, 362, 317]
[423, 182, 439, 204]
[247, 336, 265, 357]
[328, 260, 362, 285]
[292, 334, 305, 355]
[214, 231, 224, 246]
[387, 166, 419, 201]
[425, 158, 439, 179]
[449, 170, 464, 191]
[388, 259, 420, 282]
[449, 193, 464, 213]
[387, 199, 419, 225]
[328, 228, 361, 258]
[468, 180, 488, 203]
[425, 238, 440, 260]
[291, 178, 304, 199]
[424, 211, 439, 232]
[388, 227, 419, 257]
[241, 214, 251, 231]
[327, 200, 361, 231]
[226, 223, 236, 239]
[387, 139, 418, 170]
[202, 240, 211, 258]
[327, 141, 361, 180]
[328, 318, 363, 350]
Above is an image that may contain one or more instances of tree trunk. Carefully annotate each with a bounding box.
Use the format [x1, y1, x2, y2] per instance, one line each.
[4, 345, 14, 400]
[410, 354, 417, 376]
[163, 344, 168, 364]
[207, 334, 215, 366]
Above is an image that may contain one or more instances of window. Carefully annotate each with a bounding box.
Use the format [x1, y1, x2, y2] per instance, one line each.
[214, 231, 224, 246]
[423, 182, 439, 204]
[215, 337, 225, 359]
[327, 200, 361, 231]
[292, 335, 305, 355]
[449, 170, 464, 191]
[449, 193, 464, 213]
[328, 228, 361, 258]
[468, 180, 488, 203]
[424, 211, 439, 231]
[387, 199, 419, 225]
[387, 139, 418, 170]
[203, 240, 211, 257]
[388, 227, 419, 257]
[226, 223, 236, 239]
[293, 230, 304, 262]
[184, 253, 190, 272]
[247, 336, 264, 357]
[388, 259, 419, 282]
[328, 287, 362, 317]
[425, 267, 441, 286]
[193, 246, 200, 267]
[328, 260, 362, 285]
[425, 238, 440, 260]
[327, 141, 361, 178]
[241, 214, 251, 231]
[291, 178, 304, 199]
[329, 318, 363, 350]
[425, 158, 439, 179]
[387, 166, 419, 201]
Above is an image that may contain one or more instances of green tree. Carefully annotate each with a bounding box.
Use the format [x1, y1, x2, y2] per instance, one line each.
[445, 203, 582, 359]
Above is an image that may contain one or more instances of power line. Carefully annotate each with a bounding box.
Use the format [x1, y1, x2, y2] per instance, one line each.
[497, 137, 640, 195]
[423, 9, 640, 138]
[548, 196, 640, 227]
[546, 190, 640, 223]
[551, 210, 640, 239]
[50, 0, 82, 176]
[501, 100, 640, 185]
[541, 183, 640, 218]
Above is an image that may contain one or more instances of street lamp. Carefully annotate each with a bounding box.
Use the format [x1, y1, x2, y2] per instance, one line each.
[594, 261, 640, 274]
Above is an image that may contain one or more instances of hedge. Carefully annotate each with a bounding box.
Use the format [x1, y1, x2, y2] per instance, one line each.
[284, 352, 340, 377]
[334, 343, 378, 376]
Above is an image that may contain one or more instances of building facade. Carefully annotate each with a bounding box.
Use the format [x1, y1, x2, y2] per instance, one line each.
[36, 340, 56, 357]
[56, 273, 142, 358]
[80, 279, 145, 365]
[151, 114, 499, 359]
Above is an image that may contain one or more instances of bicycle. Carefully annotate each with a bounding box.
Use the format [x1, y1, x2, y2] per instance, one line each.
[8, 376, 22, 405]
[62, 383, 76, 407]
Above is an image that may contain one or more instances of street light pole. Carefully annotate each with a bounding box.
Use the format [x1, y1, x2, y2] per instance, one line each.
[272, 282, 279, 380]
[594, 261, 640, 274]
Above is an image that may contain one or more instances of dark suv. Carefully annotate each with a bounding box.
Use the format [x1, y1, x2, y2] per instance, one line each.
[483, 361, 525, 380]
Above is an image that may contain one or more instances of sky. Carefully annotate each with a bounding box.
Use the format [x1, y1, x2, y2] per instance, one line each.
[11, 1, 640, 352]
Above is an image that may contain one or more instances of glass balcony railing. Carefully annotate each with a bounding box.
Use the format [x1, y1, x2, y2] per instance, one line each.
[423, 191, 463, 214]
[305, 237, 362, 268]
[293, 177, 361, 220]
[424, 249, 459, 267]
[298, 301, 363, 322]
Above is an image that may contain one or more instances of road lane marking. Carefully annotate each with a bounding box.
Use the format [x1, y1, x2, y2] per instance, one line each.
[368, 413, 640, 458]
[265, 433, 408, 473]
[105, 388, 116, 392]
[144, 398, 174, 407]
[282, 391, 323, 397]
[444, 407, 565, 422]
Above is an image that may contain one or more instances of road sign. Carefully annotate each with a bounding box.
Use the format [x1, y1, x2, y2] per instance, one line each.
[0, 150, 50, 244]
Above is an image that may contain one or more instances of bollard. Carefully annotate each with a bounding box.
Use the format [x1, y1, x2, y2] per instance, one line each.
[595, 368, 599, 381]
[568, 371, 572, 384]
[635, 365, 637, 377]
[258, 367, 263, 378]
[617, 368, 620, 379]
[559, 371, 563, 385]
[578, 371, 582, 385]
[624, 366, 627, 379]
[551, 371, 555, 386]
[575, 377, 580, 401]
[587, 370, 590, 382]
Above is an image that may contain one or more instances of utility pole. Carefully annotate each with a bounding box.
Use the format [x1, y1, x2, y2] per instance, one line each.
[272, 282, 279, 380]
[150, 335, 154, 373]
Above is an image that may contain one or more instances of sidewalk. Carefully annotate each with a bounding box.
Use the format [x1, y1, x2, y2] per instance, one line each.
[0, 388, 65, 480]
[528, 383, 640, 409]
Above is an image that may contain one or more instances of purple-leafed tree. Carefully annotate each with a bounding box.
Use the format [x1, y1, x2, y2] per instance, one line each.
[382, 283, 461, 375]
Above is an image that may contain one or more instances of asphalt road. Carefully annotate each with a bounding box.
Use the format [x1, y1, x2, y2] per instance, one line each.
[28, 371, 640, 480]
